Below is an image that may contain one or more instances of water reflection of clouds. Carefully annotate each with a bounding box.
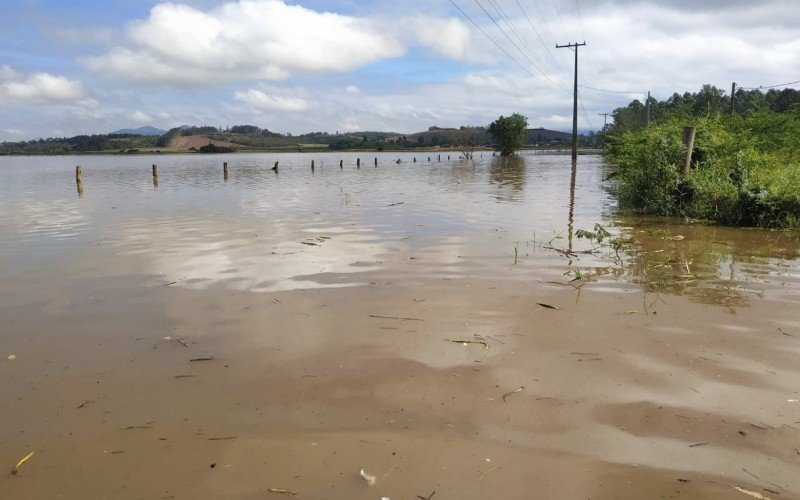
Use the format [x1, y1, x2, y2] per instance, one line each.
[3, 198, 89, 242]
[120, 217, 397, 292]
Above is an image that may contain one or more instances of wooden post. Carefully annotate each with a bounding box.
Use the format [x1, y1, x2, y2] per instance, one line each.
[357, 158, 360, 168]
[75, 165, 83, 196]
[438, 154, 441, 162]
[311, 159, 315, 172]
[272, 161, 279, 173]
[448, 155, 450, 160]
[428, 156, 430, 162]
[223, 162, 228, 180]
[152, 164, 158, 177]
[413, 157, 416, 163]
[682, 126, 696, 176]
[339, 159, 343, 169]
[374, 157, 378, 167]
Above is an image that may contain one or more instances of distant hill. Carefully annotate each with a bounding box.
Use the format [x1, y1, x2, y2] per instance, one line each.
[111, 126, 165, 136]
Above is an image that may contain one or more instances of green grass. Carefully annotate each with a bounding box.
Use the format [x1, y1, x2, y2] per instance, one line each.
[606, 111, 800, 228]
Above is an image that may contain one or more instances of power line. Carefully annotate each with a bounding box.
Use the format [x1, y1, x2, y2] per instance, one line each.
[473, 0, 565, 89]
[484, 0, 560, 81]
[514, 0, 565, 74]
[740, 79, 800, 90]
[448, 0, 544, 82]
[551, 0, 569, 41]
[578, 84, 646, 96]
[578, 93, 594, 130]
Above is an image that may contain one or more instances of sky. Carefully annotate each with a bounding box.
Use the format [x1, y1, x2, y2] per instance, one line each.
[1, 0, 799, 140]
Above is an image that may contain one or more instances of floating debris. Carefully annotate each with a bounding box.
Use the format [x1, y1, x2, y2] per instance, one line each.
[359, 467, 376, 486]
[502, 386, 524, 402]
[190, 357, 215, 362]
[536, 303, 560, 310]
[416, 492, 436, 500]
[6, 354, 16, 361]
[369, 314, 423, 321]
[11, 451, 34, 475]
[733, 486, 770, 499]
[446, 339, 489, 350]
[689, 442, 709, 447]
[267, 488, 297, 495]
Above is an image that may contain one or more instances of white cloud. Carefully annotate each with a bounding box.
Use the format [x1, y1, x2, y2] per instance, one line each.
[131, 110, 152, 123]
[411, 17, 472, 60]
[0, 65, 87, 105]
[3, 128, 23, 135]
[345, 85, 361, 96]
[234, 88, 314, 112]
[85, 0, 406, 86]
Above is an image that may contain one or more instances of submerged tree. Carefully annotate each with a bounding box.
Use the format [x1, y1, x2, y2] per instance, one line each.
[488, 113, 528, 156]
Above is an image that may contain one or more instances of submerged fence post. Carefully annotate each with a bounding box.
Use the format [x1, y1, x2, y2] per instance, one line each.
[374, 157, 378, 167]
[223, 162, 228, 180]
[413, 157, 416, 163]
[357, 158, 361, 168]
[340, 159, 343, 169]
[152, 164, 159, 187]
[438, 154, 441, 162]
[682, 126, 696, 176]
[272, 161, 279, 173]
[76, 165, 83, 197]
[311, 159, 315, 172]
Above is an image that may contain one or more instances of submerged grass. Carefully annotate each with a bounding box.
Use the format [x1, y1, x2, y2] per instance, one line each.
[606, 111, 800, 228]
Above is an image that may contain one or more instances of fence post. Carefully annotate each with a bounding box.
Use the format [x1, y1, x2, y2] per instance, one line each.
[682, 126, 696, 176]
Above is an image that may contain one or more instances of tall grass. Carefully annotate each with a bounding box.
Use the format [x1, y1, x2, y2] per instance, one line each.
[606, 111, 800, 228]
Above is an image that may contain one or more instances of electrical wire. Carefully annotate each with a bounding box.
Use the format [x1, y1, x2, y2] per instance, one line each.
[473, 0, 566, 90]
[740, 79, 800, 90]
[578, 93, 594, 130]
[514, 0, 565, 74]
[484, 0, 568, 88]
[578, 84, 646, 96]
[448, 0, 545, 82]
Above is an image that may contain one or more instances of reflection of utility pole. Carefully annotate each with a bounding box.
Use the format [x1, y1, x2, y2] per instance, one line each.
[556, 41, 586, 161]
[567, 158, 577, 253]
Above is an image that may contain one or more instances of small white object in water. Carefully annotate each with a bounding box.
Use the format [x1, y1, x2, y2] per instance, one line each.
[359, 467, 376, 486]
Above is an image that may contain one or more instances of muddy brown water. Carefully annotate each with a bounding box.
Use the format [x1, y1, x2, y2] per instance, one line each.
[1, 152, 799, 499]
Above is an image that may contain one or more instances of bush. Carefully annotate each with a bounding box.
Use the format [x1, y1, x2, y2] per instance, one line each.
[607, 112, 800, 228]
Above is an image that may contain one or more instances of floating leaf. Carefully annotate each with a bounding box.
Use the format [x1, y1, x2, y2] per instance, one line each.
[11, 451, 34, 475]
[536, 303, 560, 310]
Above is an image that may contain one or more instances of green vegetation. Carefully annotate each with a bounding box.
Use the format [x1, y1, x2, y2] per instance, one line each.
[488, 113, 528, 156]
[607, 85, 800, 228]
[198, 144, 234, 154]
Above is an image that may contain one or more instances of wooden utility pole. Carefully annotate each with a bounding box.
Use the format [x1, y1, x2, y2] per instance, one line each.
[646, 91, 651, 127]
[597, 113, 609, 129]
[730, 82, 737, 113]
[556, 41, 586, 160]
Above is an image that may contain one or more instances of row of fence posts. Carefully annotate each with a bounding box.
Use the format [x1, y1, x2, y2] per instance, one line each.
[73, 153, 470, 194]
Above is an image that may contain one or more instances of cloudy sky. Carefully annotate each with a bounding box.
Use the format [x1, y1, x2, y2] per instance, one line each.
[1, 0, 798, 140]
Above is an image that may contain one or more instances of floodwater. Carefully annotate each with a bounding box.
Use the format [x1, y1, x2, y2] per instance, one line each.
[1, 152, 799, 499]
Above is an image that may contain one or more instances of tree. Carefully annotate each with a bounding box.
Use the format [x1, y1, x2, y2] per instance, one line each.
[488, 113, 528, 156]
[454, 126, 483, 159]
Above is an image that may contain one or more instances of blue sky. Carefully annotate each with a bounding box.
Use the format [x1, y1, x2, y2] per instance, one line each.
[1, 0, 799, 140]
